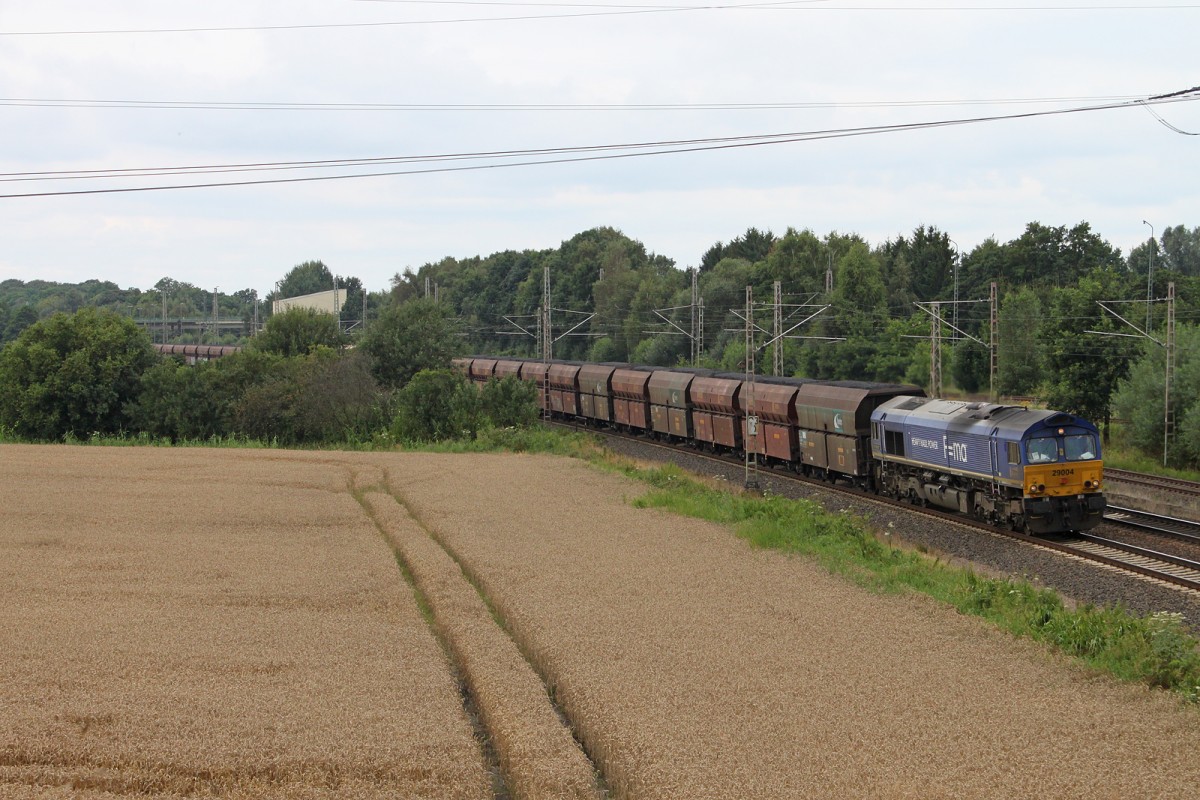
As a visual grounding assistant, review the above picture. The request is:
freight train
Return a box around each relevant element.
[453,356,1107,535]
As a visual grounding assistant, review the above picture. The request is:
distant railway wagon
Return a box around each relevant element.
[153,343,243,362]
[455,356,1106,534]
[547,362,582,417]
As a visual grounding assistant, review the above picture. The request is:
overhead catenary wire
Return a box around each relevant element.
[2,89,1197,199]
[3,3,1198,35]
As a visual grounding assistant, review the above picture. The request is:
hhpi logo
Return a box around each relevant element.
[833,412,844,432]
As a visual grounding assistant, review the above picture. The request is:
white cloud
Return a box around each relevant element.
[1,2,1197,293]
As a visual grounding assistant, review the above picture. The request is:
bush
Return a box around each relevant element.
[478,375,538,429]
[391,369,480,442]
[0,308,156,439]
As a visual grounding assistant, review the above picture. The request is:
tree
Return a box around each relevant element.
[1113,325,1200,465]
[361,299,467,390]
[275,260,334,300]
[1161,224,1200,276]
[996,286,1045,397]
[251,307,347,358]
[1041,272,1136,438]
[0,308,156,439]
[3,305,39,344]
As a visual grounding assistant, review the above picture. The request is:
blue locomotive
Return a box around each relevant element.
[870,397,1106,533]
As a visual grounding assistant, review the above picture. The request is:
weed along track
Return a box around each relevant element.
[353,468,603,800]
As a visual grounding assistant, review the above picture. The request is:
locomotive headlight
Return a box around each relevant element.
[1028,484,1044,495]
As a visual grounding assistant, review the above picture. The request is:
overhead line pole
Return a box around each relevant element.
[1089,281,1175,466]
[744,285,759,491]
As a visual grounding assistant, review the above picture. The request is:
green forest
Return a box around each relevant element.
[2,221,1199,467]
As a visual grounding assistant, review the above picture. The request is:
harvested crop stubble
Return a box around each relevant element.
[356,472,599,800]
[388,452,1200,799]
[0,445,489,799]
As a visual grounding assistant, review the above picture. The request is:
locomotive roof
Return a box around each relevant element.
[874,396,1100,438]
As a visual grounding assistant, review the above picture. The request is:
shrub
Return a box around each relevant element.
[391,369,479,442]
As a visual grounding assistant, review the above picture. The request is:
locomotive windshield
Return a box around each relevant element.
[1027,437,1059,463]
[1065,434,1097,461]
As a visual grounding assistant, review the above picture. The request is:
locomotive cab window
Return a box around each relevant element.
[1007,442,1020,464]
[1065,434,1096,461]
[1027,437,1059,464]
[884,429,905,457]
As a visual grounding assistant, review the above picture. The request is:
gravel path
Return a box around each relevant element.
[391,451,1200,799]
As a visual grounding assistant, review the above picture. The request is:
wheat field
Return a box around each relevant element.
[0,445,489,799]
[387,452,1200,799]
[5,444,1200,799]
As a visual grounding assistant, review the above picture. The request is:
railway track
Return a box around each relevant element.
[1105,467,1200,497]
[1062,532,1200,592]
[1104,505,1200,544]
[549,418,1200,595]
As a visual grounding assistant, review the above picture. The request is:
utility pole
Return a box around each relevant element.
[950,238,960,333]
[1144,220,1155,333]
[161,289,167,345]
[425,275,431,299]
[1091,280,1176,465]
[744,285,759,491]
[541,265,552,362]
[690,268,699,366]
[212,288,219,343]
[989,282,998,401]
[1165,281,1176,465]
[929,301,942,398]
[825,253,834,295]
[773,280,783,376]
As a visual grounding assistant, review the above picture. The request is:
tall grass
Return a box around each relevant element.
[629,462,1200,703]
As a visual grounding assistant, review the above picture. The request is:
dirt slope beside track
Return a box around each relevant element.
[389,452,1200,799]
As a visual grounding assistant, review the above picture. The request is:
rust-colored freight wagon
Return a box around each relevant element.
[689,376,743,450]
[794,381,922,478]
[451,357,473,377]
[578,364,619,424]
[547,363,581,416]
[648,370,698,439]
[519,361,551,411]
[611,368,652,431]
[738,378,802,463]
[470,358,497,386]
[493,359,523,381]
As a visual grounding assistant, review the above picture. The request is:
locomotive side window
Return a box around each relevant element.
[1065,434,1096,461]
[884,429,905,457]
[1007,442,1020,464]
[1027,437,1058,463]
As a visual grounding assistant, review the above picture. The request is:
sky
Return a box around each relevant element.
[1,1,1197,298]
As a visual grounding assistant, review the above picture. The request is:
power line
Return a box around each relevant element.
[0,93,1149,113]
[3,3,1197,35]
[3,89,1196,199]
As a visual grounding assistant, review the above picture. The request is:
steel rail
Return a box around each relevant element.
[1104,505,1200,544]
[1105,468,1200,497]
